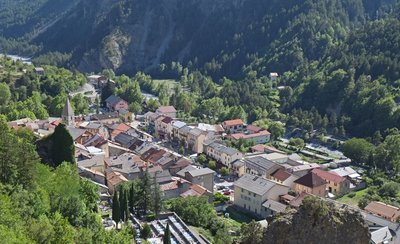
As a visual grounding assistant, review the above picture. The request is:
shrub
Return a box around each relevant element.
[347,192,356,198]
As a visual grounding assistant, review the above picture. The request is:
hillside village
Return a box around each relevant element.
[7,72,400,244]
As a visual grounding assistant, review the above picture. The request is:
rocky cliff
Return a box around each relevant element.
[263,197,370,244]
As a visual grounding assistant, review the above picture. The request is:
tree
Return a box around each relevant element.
[342,138,374,165]
[289,138,305,149]
[112,192,120,227]
[220,167,229,176]
[101,82,115,105]
[140,170,151,214]
[50,123,75,167]
[372,131,383,145]
[0,82,11,105]
[141,224,152,240]
[269,122,285,141]
[378,182,400,198]
[208,160,217,170]
[197,154,207,165]
[240,220,263,244]
[163,223,171,244]
[71,94,89,115]
[151,172,163,216]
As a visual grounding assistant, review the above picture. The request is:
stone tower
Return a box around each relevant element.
[62,98,75,126]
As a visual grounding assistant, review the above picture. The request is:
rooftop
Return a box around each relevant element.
[370,226,392,244]
[172,120,187,129]
[223,119,244,126]
[244,156,280,173]
[208,142,241,156]
[105,95,126,106]
[157,106,177,114]
[311,168,346,184]
[262,199,287,213]
[234,174,279,196]
[294,172,326,188]
[365,201,400,220]
[187,167,215,177]
[271,168,292,182]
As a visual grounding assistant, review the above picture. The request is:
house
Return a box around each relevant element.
[90,112,120,124]
[109,123,132,140]
[311,168,350,195]
[330,166,363,184]
[105,95,129,112]
[180,184,213,200]
[187,128,208,153]
[67,126,91,144]
[79,122,109,139]
[171,121,187,140]
[168,157,192,176]
[77,155,106,173]
[105,170,128,195]
[197,123,225,137]
[156,106,177,118]
[365,202,400,222]
[262,199,288,217]
[293,171,327,197]
[244,156,284,178]
[234,174,289,217]
[222,119,244,133]
[87,75,108,88]
[78,166,106,185]
[269,72,279,81]
[34,67,45,75]
[105,153,145,181]
[177,125,191,144]
[370,226,394,244]
[269,168,299,188]
[231,160,245,177]
[230,130,271,144]
[155,116,173,139]
[204,142,243,167]
[177,166,215,193]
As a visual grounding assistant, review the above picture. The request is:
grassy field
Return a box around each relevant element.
[336,188,368,206]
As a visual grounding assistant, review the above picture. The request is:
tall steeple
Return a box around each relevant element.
[62,98,75,126]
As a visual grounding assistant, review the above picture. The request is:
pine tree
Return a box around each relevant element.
[163,223,171,244]
[112,192,120,228]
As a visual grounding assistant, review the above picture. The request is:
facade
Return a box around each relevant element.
[178,167,215,193]
[187,128,208,153]
[222,119,245,133]
[234,174,289,217]
[204,142,243,167]
[293,171,327,197]
[105,95,129,112]
[62,98,75,126]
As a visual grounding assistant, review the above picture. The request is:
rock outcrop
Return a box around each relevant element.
[263,196,370,244]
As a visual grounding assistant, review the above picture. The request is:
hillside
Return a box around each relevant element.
[1,0,400,137]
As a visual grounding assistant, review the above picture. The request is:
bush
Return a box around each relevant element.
[220,167,229,176]
[146,213,156,221]
[141,224,152,240]
[208,160,217,170]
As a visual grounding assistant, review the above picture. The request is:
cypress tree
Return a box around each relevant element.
[163,223,171,244]
[112,192,120,227]
[141,169,151,214]
[119,187,126,222]
[50,123,74,167]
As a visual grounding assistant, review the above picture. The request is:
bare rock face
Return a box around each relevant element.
[263,197,370,244]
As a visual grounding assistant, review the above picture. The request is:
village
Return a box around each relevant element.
[8,73,400,244]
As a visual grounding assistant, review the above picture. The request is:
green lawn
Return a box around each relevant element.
[337,188,368,206]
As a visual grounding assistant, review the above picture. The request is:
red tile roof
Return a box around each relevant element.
[247,124,262,133]
[294,172,326,188]
[289,192,312,207]
[230,130,271,140]
[271,169,291,182]
[311,168,346,184]
[223,119,244,126]
[251,144,267,152]
[111,123,131,138]
[365,201,400,220]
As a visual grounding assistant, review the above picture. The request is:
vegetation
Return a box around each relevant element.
[0,116,131,242]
